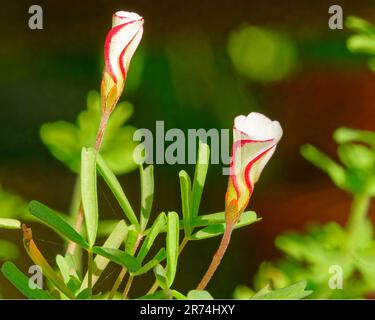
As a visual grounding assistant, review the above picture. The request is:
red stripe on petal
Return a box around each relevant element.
[243,145,276,193]
[229,138,275,196]
[104,19,143,83]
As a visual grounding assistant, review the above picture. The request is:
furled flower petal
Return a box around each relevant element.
[225,112,283,221]
[101,11,144,114]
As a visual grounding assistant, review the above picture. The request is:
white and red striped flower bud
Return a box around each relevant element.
[101,11,144,115]
[225,112,283,223]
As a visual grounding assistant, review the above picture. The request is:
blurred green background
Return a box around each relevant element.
[1,0,375,298]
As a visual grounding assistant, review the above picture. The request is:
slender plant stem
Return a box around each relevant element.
[65,112,110,256]
[122,275,134,299]
[94,113,110,151]
[347,192,370,245]
[88,251,93,291]
[108,234,143,299]
[147,236,189,295]
[108,268,127,299]
[179,237,188,254]
[197,223,234,290]
[147,281,159,295]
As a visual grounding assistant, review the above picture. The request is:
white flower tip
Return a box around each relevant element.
[234,112,283,141]
[113,11,144,27]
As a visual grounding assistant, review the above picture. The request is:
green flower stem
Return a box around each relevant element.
[147,281,159,295]
[147,236,189,295]
[95,112,110,151]
[122,275,134,299]
[108,267,127,299]
[347,192,371,241]
[88,250,94,291]
[197,223,234,290]
[108,233,143,299]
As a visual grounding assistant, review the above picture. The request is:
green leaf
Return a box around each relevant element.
[154,264,168,290]
[192,211,257,227]
[81,220,128,289]
[191,142,210,219]
[334,127,375,147]
[166,212,179,287]
[140,165,154,231]
[40,91,139,175]
[0,186,29,221]
[251,281,312,300]
[92,247,140,273]
[0,240,19,260]
[137,212,167,263]
[132,248,166,276]
[40,121,81,172]
[1,261,54,299]
[125,230,139,255]
[179,170,192,237]
[300,144,347,189]
[96,154,140,229]
[0,218,21,229]
[76,288,92,300]
[346,16,375,35]
[81,147,98,248]
[338,144,375,172]
[191,211,259,240]
[56,254,71,283]
[347,35,375,55]
[187,290,214,300]
[233,285,254,299]
[171,290,187,300]
[29,200,89,249]
[137,290,169,300]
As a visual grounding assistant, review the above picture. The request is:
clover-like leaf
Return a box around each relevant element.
[40,90,138,175]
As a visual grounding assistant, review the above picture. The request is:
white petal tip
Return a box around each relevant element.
[234,112,283,141]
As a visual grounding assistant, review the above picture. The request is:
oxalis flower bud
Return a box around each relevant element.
[225,112,283,224]
[101,11,144,115]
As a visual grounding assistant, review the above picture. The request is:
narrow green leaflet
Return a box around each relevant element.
[179,170,192,237]
[171,290,187,300]
[154,264,168,290]
[346,16,375,35]
[81,220,128,289]
[92,247,140,273]
[125,230,139,255]
[251,281,312,300]
[1,262,54,299]
[81,147,98,248]
[137,212,167,263]
[132,248,166,276]
[96,154,140,229]
[0,218,21,229]
[76,288,92,300]
[191,141,210,219]
[29,200,89,249]
[187,290,214,300]
[334,127,375,147]
[56,254,71,283]
[191,211,259,240]
[166,212,179,287]
[140,165,154,231]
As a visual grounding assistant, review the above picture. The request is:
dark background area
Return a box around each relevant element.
[1,0,375,298]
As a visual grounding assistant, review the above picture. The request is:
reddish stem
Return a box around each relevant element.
[197,222,234,290]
